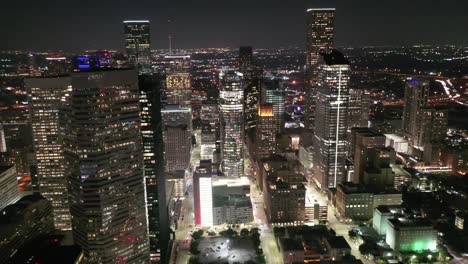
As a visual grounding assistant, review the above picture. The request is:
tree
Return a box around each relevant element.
[220,227,237,237]
[191,230,204,240]
[348,229,357,239]
[190,240,201,255]
[240,228,249,237]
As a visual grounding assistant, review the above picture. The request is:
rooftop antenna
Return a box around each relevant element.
[168,19,173,55]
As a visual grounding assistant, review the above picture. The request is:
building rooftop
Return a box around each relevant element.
[338,182,400,195]
[388,217,433,229]
[326,236,351,250]
[280,238,304,251]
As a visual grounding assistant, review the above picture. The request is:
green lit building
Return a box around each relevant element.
[386,218,437,252]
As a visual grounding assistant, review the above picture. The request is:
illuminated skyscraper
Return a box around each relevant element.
[261,80,286,133]
[256,104,276,158]
[164,55,191,106]
[312,50,351,190]
[124,20,152,75]
[138,75,169,262]
[200,103,220,162]
[402,79,429,138]
[305,8,335,130]
[26,76,72,231]
[62,69,150,263]
[219,70,244,177]
[161,105,192,172]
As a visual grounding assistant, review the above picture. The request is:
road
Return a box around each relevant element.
[171,130,201,264]
[250,177,283,264]
[305,183,374,264]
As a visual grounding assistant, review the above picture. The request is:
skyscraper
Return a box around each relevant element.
[312,50,351,190]
[256,104,276,159]
[305,8,335,130]
[239,47,262,132]
[124,20,152,75]
[26,76,72,231]
[63,69,150,263]
[347,88,370,131]
[239,46,253,76]
[219,70,244,177]
[164,55,191,106]
[138,75,169,262]
[261,80,286,133]
[161,105,192,172]
[200,103,220,162]
[401,79,429,141]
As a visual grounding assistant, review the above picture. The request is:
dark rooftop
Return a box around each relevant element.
[326,236,351,250]
[280,238,304,251]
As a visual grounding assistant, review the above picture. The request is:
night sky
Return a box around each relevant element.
[1,0,467,51]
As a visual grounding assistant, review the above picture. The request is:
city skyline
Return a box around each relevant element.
[0,2,467,264]
[1,0,467,51]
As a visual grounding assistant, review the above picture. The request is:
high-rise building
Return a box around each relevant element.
[239,46,253,76]
[351,128,386,184]
[312,50,351,190]
[0,166,20,210]
[63,69,150,263]
[164,55,191,106]
[138,75,169,262]
[305,8,335,130]
[0,124,7,153]
[193,169,213,227]
[256,104,276,159]
[401,79,429,141]
[219,70,244,177]
[161,105,192,172]
[261,80,285,133]
[347,88,370,132]
[26,76,72,231]
[124,20,152,75]
[200,103,220,162]
[414,108,448,150]
[239,47,262,131]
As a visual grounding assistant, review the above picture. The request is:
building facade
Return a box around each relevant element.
[164,55,191,106]
[26,76,72,231]
[305,8,335,130]
[312,50,351,190]
[161,105,192,172]
[63,69,150,263]
[219,70,244,177]
[124,20,152,75]
[138,75,169,262]
[256,104,276,158]
[0,166,20,210]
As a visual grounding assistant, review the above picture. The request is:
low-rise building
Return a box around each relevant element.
[279,238,305,264]
[386,218,437,252]
[323,236,351,261]
[336,182,402,221]
[372,205,404,235]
